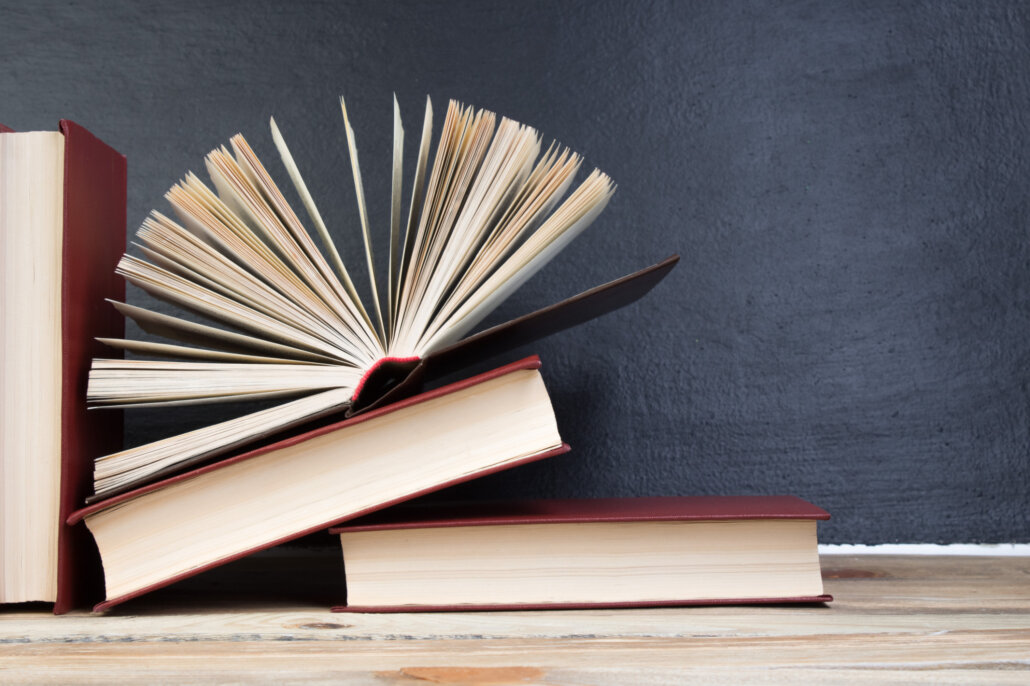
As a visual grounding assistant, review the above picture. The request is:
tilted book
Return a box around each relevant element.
[68,356,569,612]
[83,95,677,501]
[330,496,832,612]
[0,121,125,613]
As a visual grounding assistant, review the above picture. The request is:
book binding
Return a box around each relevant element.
[57,120,127,613]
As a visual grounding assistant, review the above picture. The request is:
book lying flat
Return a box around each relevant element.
[85,95,677,500]
[68,356,569,612]
[0,121,125,613]
[330,496,831,612]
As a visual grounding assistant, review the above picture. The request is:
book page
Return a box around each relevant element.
[109,300,341,364]
[340,97,386,342]
[269,116,369,325]
[0,131,63,602]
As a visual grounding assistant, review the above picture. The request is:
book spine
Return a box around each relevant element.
[54,120,126,614]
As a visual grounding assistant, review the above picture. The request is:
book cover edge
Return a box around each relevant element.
[55,120,126,614]
[422,255,679,380]
[331,595,833,613]
[329,496,831,534]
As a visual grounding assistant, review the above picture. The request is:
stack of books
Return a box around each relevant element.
[1,99,829,614]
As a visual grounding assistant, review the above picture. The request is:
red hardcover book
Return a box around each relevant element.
[0,121,125,613]
[330,496,832,612]
[67,356,569,612]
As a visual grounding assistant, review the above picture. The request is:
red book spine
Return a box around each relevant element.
[54,121,126,614]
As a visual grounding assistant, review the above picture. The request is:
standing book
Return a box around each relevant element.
[0,121,125,613]
[330,496,832,612]
[68,356,569,612]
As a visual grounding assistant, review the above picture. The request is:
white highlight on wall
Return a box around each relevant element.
[820,543,1030,556]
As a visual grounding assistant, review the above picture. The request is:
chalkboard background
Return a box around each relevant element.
[3,0,1028,543]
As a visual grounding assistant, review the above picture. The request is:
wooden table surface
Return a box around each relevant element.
[1,552,1027,684]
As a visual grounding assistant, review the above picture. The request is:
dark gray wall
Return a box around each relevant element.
[3,0,1028,543]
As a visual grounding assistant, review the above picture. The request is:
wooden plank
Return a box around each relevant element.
[0,554,1027,684]
[3,635,1029,684]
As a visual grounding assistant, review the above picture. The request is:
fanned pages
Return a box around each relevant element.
[339,97,387,343]
[88,96,623,499]
[387,95,404,339]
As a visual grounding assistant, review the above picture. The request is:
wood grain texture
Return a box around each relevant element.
[0,553,1028,683]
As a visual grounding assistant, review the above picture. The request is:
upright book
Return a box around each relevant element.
[0,121,125,613]
[330,496,832,612]
[68,356,569,612]
[83,95,677,500]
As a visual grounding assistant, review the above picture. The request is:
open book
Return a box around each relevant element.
[87,96,677,500]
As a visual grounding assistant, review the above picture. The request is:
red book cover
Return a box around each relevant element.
[331,496,832,612]
[56,120,127,613]
[331,495,830,532]
[68,356,570,612]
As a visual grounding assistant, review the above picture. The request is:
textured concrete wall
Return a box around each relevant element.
[3,0,1028,542]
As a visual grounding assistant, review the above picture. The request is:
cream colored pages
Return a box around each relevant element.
[90,386,356,498]
[341,520,823,607]
[340,97,386,341]
[387,95,404,335]
[0,131,64,602]
[88,360,359,403]
[270,116,366,319]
